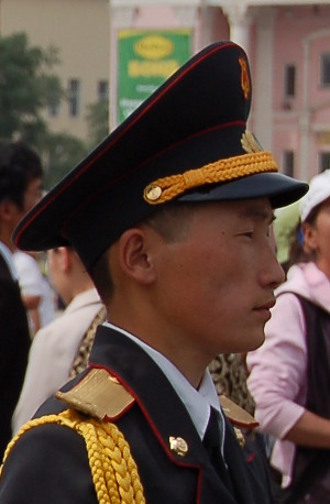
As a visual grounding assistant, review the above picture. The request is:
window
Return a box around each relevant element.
[320,54,330,87]
[97,80,108,102]
[319,152,330,172]
[48,96,60,117]
[282,150,294,177]
[68,79,81,116]
[284,65,296,98]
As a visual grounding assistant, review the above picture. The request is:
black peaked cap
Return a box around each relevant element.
[13,41,308,269]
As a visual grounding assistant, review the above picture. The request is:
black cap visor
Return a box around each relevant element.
[179,172,308,208]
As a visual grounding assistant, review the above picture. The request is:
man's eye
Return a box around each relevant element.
[242,231,254,238]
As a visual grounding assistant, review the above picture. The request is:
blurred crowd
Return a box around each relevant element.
[0,140,106,456]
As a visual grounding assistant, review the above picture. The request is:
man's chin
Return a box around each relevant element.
[239,330,266,353]
[248,332,266,351]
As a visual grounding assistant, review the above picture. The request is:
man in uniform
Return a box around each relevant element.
[0,42,307,503]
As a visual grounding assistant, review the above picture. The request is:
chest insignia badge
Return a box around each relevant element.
[169,436,189,456]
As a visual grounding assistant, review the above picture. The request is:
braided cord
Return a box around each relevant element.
[1,410,145,504]
[143,151,278,205]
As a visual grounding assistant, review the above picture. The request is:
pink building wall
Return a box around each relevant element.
[272,5,330,180]
[110,3,330,183]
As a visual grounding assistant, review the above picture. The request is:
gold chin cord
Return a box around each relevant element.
[1,409,146,504]
[144,150,278,205]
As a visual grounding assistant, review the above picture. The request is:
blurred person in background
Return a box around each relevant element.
[273,200,300,276]
[209,353,255,416]
[0,139,43,457]
[12,246,105,433]
[247,170,330,503]
[13,250,56,336]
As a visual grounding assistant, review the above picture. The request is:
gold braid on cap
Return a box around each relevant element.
[1,409,146,504]
[144,150,278,205]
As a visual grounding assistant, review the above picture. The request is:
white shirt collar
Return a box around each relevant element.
[0,242,18,280]
[104,321,226,450]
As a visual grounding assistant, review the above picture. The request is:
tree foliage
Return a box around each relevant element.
[0,32,92,189]
[0,32,63,145]
[42,132,88,188]
[86,99,109,147]
[0,32,113,190]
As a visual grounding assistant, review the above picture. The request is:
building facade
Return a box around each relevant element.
[0,0,110,140]
[110,1,330,182]
[1,0,330,182]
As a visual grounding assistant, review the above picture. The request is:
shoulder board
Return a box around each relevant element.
[55,368,135,421]
[219,395,258,429]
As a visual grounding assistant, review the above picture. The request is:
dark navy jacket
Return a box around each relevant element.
[0,252,30,458]
[0,326,273,503]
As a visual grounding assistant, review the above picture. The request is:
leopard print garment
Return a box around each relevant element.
[69,306,107,378]
[208,353,255,415]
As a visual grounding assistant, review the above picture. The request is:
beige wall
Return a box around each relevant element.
[0,0,110,140]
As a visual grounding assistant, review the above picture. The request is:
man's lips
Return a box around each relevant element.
[253,299,276,320]
[254,299,276,311]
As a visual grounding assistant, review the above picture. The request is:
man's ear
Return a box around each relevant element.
[0,200,18,223]
[57,247,72,272]
[302,222,318,253]
[117,227,156,285]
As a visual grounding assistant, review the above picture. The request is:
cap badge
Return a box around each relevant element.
[238,57,250,100]
[144,185,162,202]
[241,130,262,154]
[169,436,189,456]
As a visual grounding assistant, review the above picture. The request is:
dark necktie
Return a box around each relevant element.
[203,407,234,492]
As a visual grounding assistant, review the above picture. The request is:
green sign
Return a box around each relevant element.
[117,29,191,124]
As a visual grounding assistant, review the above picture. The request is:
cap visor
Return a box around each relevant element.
[179,172,308,208]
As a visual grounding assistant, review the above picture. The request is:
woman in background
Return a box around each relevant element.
[247,170,330,503]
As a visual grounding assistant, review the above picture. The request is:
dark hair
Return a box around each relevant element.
[145,202,196,242]
[89,249,114,305]
[0,140,43,209]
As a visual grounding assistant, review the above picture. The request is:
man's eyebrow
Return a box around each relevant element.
[239,206,275,224]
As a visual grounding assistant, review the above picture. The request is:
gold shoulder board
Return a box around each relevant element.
[219,395,258,429]
[56,368,135,421]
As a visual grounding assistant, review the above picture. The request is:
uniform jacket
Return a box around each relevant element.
[0,250,30,458]
[247,262,330,486]
[0,326,273,503]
